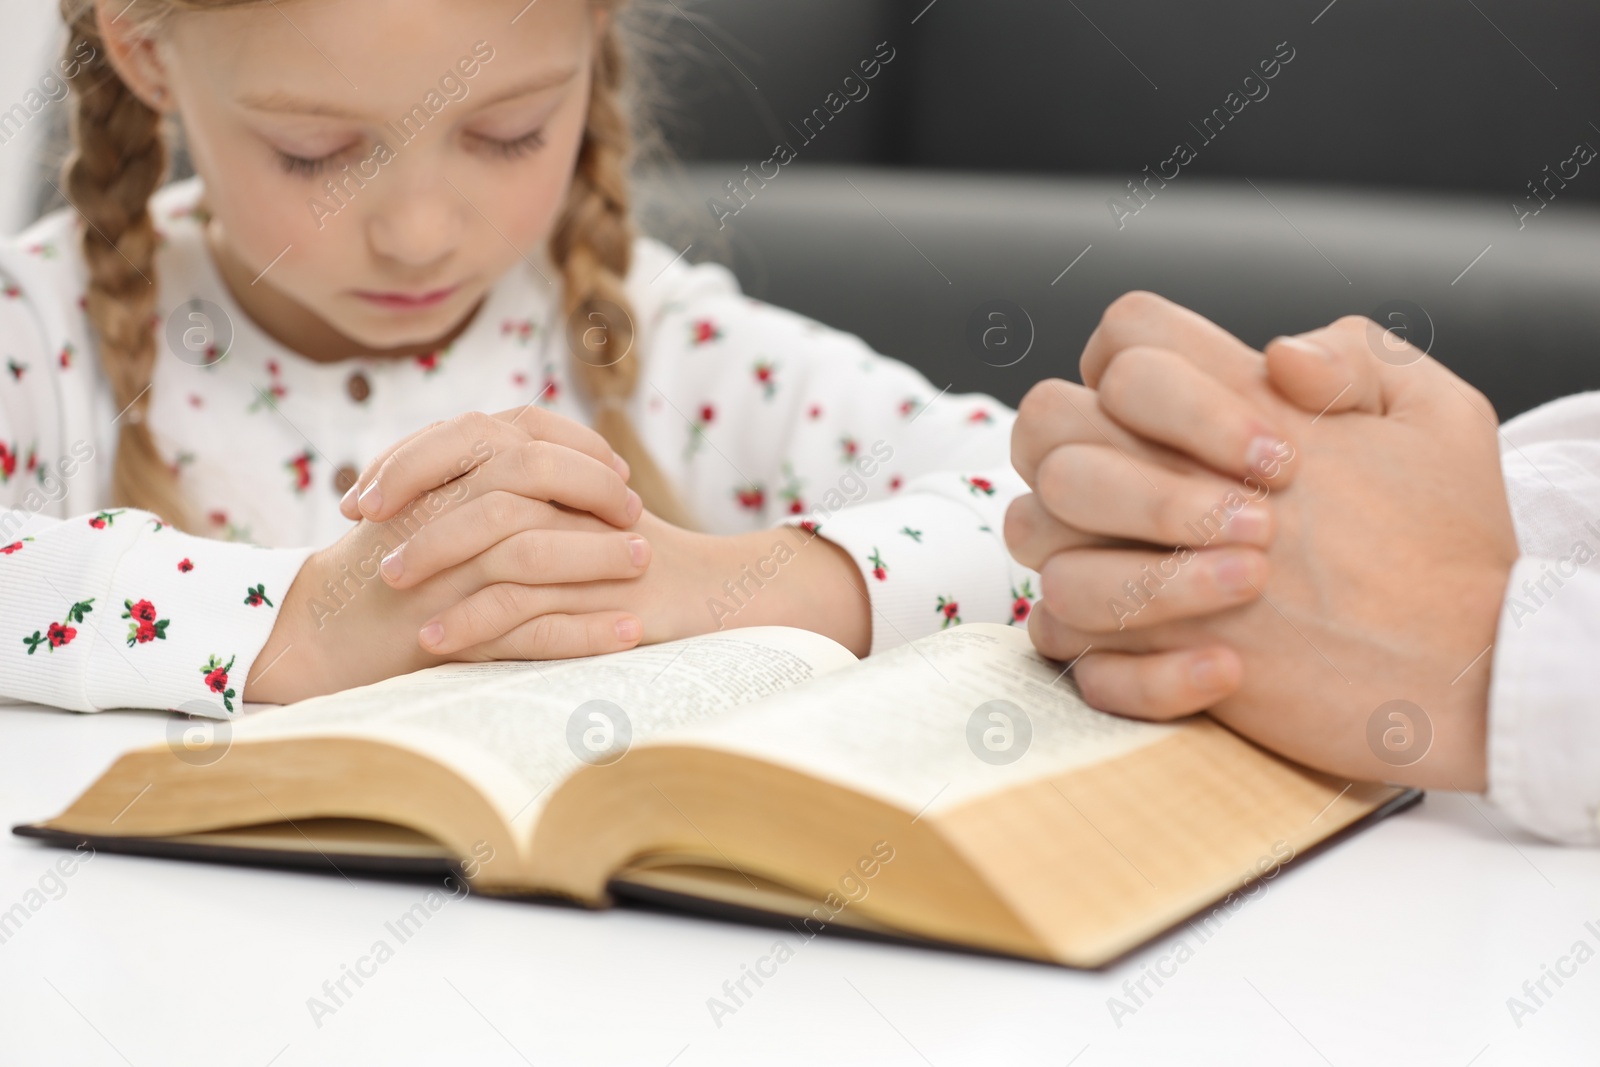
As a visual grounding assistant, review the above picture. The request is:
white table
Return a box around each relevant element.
[1,702,1595,1067]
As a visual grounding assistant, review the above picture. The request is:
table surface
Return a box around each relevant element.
[1,702,1596,1067]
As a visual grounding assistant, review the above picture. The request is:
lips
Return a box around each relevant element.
[353,285,458,310]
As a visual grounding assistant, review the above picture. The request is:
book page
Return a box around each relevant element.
[233,627,858,834]
[653,624,1177,818]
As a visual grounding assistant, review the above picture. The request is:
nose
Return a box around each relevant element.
[364,171,465,271]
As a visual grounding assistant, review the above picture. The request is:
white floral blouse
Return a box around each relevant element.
[0,178,1040,718]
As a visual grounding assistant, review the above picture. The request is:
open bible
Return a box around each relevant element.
[18,624,1415,967]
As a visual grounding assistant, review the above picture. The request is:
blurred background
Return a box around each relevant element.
[3,1,1597,417]
[635,0,1600,419]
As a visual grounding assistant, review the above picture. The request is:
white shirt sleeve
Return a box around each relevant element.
[1485,393,1600,843]
[632,244,1040,655]
[0,245,312,718]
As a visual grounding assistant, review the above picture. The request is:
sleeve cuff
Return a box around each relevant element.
[1487,556,1600,844]
[0,507,313,717]
[778,468,1039,656]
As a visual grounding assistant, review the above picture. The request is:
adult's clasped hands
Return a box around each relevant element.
[1006,292,1521,791]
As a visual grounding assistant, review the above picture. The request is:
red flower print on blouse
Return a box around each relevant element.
[502,319,536,344]
[777,463,804,515]
[752,360,778,399]
[24,447,36,476]
[1009,579,1035,625]
[121,598,170,646]
[201,654,238,713]
[686,405,715,459]
[691,319,722,346]
[868,548,888,581]
[898,397,921,419]
[734,485,766,510]
[88,510,124,529]
[807,404,823,420]
[58,344,73,369]
[243,584,275,607]
[416,350,442,374]
[0,442,15,482]
[23,599,93,655]
[889,475,904,492]
[798,520,821,536]
[2,282,18,299]
[249,361,287,411]
[0,540,26,554]
[178,558,194,572]
[511,371,528,388]
[963,476,996,497]
[8,358,27,381]
[935,596,962,628]
[968,408,995,425]
[286,450,315,494]
[839,437,859,464]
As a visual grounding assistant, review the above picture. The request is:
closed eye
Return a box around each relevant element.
[469,127,547,160]
[275,148,351,178]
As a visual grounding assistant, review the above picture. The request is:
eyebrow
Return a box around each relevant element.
[238,69,581,119]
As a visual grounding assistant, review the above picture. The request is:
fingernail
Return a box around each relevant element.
[615,617,641,643]
[339,484,358,513]
[625,488,643,522]
[1274,334,1334,361]
[1190,653,1220,690]
[419,621,444,649]
[627,535,649,567]
[380,548,404,581]
[1215,554,1256,594]
[358,482,383,515]
[1225,505,1270,544]
[1246,436,1289,475]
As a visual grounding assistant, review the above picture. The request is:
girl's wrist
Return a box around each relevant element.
[687,525,872,656]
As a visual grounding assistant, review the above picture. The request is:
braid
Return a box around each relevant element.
[551,10,697,530]
[60,0,191,530]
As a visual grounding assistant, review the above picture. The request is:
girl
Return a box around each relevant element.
[0,0,1038,717]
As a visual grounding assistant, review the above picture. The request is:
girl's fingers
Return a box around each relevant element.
[455,441,641,528]
[1071,646,1244,721]
[1034,443,1275,549]
[341,410,629,521]
[377,492,640,587]
[454,610,644,662]
[1036,545,1269,632]
[419,581,637,656]
[347,413,544,521]
[474,529,649,587]
[492,405,628,476]
[1003,493,1116,570]
[1096,347,1297,487]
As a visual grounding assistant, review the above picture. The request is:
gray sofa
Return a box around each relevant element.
[644,0,1600,419]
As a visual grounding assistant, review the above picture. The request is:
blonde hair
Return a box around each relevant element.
[59,0,694,533]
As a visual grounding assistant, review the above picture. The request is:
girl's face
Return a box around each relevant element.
[128,0,599,357]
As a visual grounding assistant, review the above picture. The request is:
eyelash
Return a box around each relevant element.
[472,127,547,159]
[274,128,547,178]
